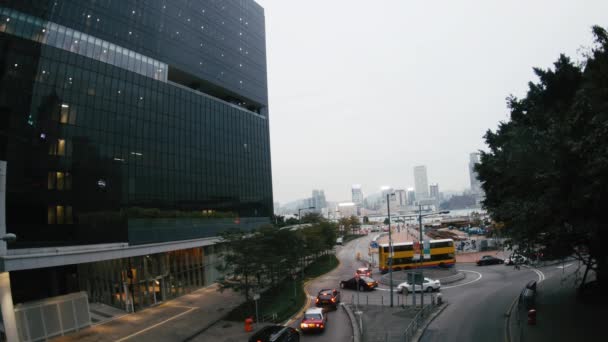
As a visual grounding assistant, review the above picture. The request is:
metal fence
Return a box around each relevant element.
[14,292,91,342]
[349,292,436,308]
[403,304,434,342]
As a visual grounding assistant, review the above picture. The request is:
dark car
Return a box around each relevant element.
[248,325,300,342]
[315,288,340,308]
[476,255,504,266]
[519,280,537,310]
[339,276,378,291]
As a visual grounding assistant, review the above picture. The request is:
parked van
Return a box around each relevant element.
[336,237,344,245]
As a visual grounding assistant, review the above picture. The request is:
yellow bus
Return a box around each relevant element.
[378,239,455,273]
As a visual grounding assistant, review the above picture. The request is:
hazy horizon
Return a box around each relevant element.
[256,0,608,204]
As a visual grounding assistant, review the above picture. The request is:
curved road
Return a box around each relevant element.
[289,234,375,342]
[421,264,540,342]
[290,234,550,342]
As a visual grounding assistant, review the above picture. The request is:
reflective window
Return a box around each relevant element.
[0,7,168,82]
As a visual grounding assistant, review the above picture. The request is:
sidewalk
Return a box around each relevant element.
[509,270,604,342]
[53,284,255,342]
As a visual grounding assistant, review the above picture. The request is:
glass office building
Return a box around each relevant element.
[0,0,272,309]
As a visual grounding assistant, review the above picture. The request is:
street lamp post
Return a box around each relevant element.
[387,193,394,308]
[418,204,424,307]
[297,206,315,224]
[416,204,450,307]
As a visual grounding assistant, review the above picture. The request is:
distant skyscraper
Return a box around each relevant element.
[469,153,482,194]
[380,186,397,214]
[429,184,439,199]
[414,165,430,200]
[395,189,407,207]
[312,190,327,210]
[352,184,364,204]
[406,188,416,205]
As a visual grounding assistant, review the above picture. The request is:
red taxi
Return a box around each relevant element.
[299,307,327,333]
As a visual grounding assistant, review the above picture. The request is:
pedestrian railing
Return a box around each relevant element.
[350,292,437,308]
[402,304,434,342]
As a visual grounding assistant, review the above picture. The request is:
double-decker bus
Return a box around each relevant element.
[378,239,455,273]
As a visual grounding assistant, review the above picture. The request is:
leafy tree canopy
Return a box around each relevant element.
[476,26,608,288]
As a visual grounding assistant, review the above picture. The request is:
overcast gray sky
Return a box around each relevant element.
[256,0,608,204]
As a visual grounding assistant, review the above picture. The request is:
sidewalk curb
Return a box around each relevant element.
[412,303,449,342]
[181,315,224,342]
[343,304,361,342]
[504,292,519,342]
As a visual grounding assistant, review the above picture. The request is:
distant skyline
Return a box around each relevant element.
[256,0,608,204]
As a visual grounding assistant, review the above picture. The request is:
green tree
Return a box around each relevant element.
[215,229,263,302]
[285,217,299,225]
[476,26,608,289]
[348,215,360,235]
[301,212,325,224]
[271,214,285,227]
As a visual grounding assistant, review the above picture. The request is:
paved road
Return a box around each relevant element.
[291,233,561,342]
[420,262,551,342]
[290,235,375,341]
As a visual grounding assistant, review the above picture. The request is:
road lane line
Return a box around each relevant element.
[556,263,573,269]
[441,270,483,289]
[525,266,545,282]
[115,307,196,342]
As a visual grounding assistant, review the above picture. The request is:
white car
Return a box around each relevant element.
[397,277,441,293]
[505,254,528,265]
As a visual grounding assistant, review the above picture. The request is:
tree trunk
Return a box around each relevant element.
[580,254,592,289]
[244,272,249,302]
[596,254,608,290]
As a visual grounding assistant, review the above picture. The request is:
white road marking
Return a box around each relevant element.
[556,263,573,269]
[523,265,545,282]
[531,268,546,282]
[441,270,483,289]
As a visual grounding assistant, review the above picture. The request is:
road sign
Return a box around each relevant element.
[370,241,379,248]
[423,239,431,260]
[253,293,260,301]
[407,272,424,285]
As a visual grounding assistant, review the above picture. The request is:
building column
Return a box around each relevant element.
[1,161,19,341]
[0,272,19,342]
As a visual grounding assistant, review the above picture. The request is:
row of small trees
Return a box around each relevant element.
[216,216,339,301]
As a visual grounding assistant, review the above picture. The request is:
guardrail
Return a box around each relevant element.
[403,304,434,342]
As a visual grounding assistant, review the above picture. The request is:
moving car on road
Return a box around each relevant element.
[299,308,327,333]
[476,255,504,266]
[248,325,300,342]
[397,277,441,293]
[355,267,372,278]
[505,254,528,265]
[315,289,340,309]
[340,276,378,291]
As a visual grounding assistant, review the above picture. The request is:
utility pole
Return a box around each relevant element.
[387,193,394,307]
[418,204,424,308]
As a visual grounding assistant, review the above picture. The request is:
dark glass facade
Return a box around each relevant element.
[0,0,273,247]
